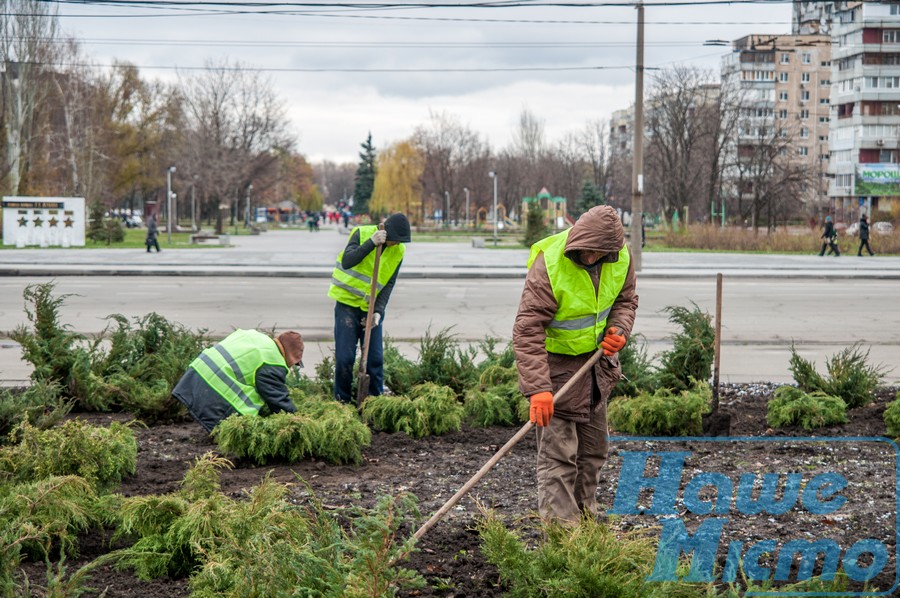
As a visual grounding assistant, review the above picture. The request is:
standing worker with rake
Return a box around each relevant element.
[329,213,411,405]
[513,205,638,525]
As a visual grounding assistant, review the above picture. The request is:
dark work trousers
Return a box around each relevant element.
[858,239,874,256]
[333,301,384,404]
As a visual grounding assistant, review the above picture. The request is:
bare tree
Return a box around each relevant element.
[413,110,490,223]
[0,0,59,196]
[578,118,611,193]
[178,60,294,232]
[644,66,723,222]
[312,160,356,206]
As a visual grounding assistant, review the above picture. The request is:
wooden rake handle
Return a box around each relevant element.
[356,224,385,408]
[411,348,605,541]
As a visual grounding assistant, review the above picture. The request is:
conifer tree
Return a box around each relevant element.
[575,180,605,217]
[352,133,377,215]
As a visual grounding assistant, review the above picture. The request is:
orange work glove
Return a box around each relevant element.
[529,391,554,427]
[600,326,627,356]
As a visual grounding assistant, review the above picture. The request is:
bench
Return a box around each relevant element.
[190,234,220,244]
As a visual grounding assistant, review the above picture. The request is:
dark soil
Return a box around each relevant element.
[16,383,900,597]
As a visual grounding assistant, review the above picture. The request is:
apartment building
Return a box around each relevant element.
[721,34,832,211]
[829,1,900,218]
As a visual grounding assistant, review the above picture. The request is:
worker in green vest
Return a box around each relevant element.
[513,205,638,524]
[328,213,411,404]
[173,329,304,432]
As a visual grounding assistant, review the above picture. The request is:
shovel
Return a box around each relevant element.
[356,225,384,408]
[412,348,604,542]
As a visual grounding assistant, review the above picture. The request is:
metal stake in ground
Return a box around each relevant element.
[356,225,384,408]
[412,348,604,542]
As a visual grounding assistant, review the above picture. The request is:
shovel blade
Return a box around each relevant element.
[356,373,370,407]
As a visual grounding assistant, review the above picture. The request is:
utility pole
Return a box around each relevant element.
[630,2,645,272]
[464,187,470,228]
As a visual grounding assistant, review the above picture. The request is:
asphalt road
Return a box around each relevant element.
[2,275,898,385]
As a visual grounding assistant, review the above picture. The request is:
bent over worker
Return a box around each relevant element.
[328,213,411,404]
[173,329,304,432]
[513,205,638,524]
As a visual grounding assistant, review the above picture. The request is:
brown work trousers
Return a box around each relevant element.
[535,399,609,524]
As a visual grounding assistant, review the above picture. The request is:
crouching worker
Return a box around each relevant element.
[173,329,304,432]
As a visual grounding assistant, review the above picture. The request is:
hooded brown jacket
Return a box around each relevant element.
[513,205,638,423]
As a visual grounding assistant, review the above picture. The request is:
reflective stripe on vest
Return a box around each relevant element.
[327,225,405,310]
[527,229,630,355]
[189,329,287,417]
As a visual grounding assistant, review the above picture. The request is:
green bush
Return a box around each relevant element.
[884,391,900,438]
[86,202,125,245]
[0,476,103,593]
[476,337,516,370]
[655,304,715,392]
[478,510,706,598]
[463,366,526,427]
[608,382,712,436]
[90,312,208,418]
[766,386,848,430]
[287,354,335,398]
[362,383,464,438]
[521,201,551,248]
[0,420,137,492]
[789,343,887,408]
[615,333,656,397]
[383,338,418,397]
[415,328,478,397]
[111,453,424,596]
[0,381,71,442]
[10,283,96,404]
[213,394,371,465]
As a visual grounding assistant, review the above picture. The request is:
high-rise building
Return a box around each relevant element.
[722,34,832,214]
[829,1,900,219]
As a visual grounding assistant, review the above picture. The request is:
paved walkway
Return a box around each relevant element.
[1,227,899,278]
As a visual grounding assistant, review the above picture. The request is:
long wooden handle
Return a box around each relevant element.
[412,348,605,541]
[357,226,384,407]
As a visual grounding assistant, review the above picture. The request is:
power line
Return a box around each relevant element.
[42,0,797,8]
[20,60,635,72]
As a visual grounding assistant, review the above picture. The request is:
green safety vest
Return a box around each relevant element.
[189,329,287,417]
[527,229,630,355]
[328,225,405,309]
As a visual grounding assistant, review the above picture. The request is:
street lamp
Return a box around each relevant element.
[444,191,450,229]
[191,175,198,232]
[166,165,176,243]
[245,184,253,227]
[488,171,498,246]
[463,187,470,229]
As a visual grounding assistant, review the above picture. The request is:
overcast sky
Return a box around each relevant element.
[57,1,795,164]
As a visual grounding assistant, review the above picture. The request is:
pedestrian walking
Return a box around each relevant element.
[145,215,161,252]
[513,205,638,525]
[858,213,875,256]
[172,329,304,433]
[818,215,840,257]
[328,213,411,405]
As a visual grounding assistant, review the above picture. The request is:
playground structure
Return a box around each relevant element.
[522,188,569,230]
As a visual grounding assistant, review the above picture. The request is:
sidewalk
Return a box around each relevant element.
[1,228,899,279]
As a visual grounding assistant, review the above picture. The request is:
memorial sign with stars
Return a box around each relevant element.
[2,197,85,246]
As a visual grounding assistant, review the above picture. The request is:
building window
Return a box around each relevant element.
[820,97,830,105]
[779,147,788,156]
[798,146,809,156]
[779,72,789,83]
[780,128,788,138]
[802,53,812,64]
[884,30,900,43]
[820,79,830,86]
[881,150,897,163]
[800,109,810,119]
[819,116,830,123]
[801,90,811,102]
[892,4,900,15]
[800,127,810,138]
[801,72,811,83]
[779,91,789,101]
[778,109,788,119]
[781,53,790,64]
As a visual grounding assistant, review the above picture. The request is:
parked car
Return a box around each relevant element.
[845,222,859,237]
